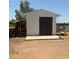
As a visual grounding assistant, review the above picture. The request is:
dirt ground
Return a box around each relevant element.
[9,37,69,59]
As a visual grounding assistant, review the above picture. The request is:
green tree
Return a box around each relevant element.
[15,10,22,20]
[20,1,30,13]
[15,0,34,21]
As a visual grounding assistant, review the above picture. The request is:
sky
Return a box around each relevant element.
[9,0,69,23]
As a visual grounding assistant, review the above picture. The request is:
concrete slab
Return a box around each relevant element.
[26,36,64,40]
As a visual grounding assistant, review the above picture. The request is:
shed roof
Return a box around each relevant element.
[14,20,20,23]
[9,27,15,29]
[26,9,60,17]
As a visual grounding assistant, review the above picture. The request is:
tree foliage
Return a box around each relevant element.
[20,1,30,13]
[15,10,22,20]
[15,0,34,21]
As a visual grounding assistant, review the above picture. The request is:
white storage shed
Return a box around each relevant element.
[26,9,60,36]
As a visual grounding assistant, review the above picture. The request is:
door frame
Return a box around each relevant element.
[39,17,53,35]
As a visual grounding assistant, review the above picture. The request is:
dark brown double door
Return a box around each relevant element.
[39,17,52,35]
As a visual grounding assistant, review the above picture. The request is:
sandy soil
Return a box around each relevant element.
[9,37,69,59]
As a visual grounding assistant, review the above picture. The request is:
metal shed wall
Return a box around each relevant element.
[26,10,58,36]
